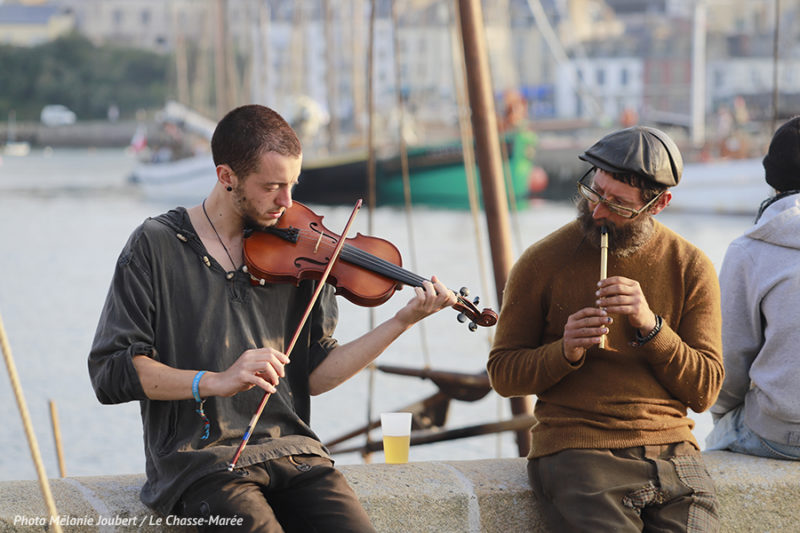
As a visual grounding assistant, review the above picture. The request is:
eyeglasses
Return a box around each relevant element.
[577,169,663,219]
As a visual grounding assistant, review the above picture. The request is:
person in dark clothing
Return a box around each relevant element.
[88,104,456,532]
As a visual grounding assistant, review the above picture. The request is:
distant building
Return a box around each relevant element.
[0,3,75,46]
[556,56,643,122]
[6,0,795,137]
[52,0,189,53]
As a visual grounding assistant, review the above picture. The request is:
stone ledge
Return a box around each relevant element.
[1,452,798,532]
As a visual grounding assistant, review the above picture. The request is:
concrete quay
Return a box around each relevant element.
[1,452,798,532]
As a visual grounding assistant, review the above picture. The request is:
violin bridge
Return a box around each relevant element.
[313,231,324,253]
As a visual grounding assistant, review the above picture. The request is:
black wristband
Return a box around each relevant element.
[630,315,662,347]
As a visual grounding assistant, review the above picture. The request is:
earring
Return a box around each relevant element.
[226,186,232,192]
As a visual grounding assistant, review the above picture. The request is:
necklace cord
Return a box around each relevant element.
[202,199,238,272]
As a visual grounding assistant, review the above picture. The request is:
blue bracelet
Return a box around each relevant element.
[192,370,206,402]
[192,371,210,440]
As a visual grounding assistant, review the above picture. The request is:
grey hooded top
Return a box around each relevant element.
[88,207,339,515]
[711,193,800,446]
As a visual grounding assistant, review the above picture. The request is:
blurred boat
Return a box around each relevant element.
[295,129,542,210]
[129,102,544,210]
[129,151,215,205]
[669,157,769,216]
[127,102,217,204]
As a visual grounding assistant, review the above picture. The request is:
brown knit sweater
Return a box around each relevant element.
[488,219,723,459]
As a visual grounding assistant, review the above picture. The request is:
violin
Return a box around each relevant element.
[241,201,497,330]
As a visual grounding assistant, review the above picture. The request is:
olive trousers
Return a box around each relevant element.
[527,442,720,532]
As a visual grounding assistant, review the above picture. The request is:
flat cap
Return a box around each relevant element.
[579,126,683,187]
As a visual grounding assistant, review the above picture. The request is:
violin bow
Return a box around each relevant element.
[228,199,363,471]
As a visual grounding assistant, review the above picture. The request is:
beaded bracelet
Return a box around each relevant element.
[192,371,210,440]
[630,315,663,347]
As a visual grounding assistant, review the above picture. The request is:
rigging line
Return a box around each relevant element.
[524,0,604,121]
[449,0,495,344]
[450,0,501,458]
[364,0,378,463]
[392,0,432,370]
[497,133,524,256]
[771,0,780,133]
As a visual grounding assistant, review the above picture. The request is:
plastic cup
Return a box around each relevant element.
[380,412,412,464]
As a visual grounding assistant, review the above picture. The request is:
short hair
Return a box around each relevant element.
[211,104,302,178]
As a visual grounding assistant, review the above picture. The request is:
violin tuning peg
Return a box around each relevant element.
[456,312,467,323]
[472,296,480,306]
[459,287,470,297]
[468,322,478,332]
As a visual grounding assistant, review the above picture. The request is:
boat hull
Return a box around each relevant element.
[129,131,542,210]
[129,154,216,205]
[295,131,541,210]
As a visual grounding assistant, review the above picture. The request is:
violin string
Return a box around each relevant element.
[203,198,238,273]
[336,245,473,308]
[284,228,408,279]
[289,227,427,287]
[341,245,426,286]
[279,227,474,312]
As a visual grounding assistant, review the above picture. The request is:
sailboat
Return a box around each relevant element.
[295,128,539,210]
[127,101,216,204]
[127,0,542,211]
[127,101,541,209]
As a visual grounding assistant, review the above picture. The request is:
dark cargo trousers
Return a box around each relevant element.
[177,454,375,533]
[528,442,720,532]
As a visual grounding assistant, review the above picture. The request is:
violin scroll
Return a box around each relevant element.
[453,286,497,331]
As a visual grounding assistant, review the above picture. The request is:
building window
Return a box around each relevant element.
[113,9,123,28]
[141,10,151,26]
[597,69,605,86]
[621,68,628,86]
[713,69,724,89]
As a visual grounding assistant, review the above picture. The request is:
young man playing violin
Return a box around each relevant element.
[88,104,455,532]
[488,126,724,532]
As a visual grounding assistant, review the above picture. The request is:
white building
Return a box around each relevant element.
[555,56,643,122]
[0,3,74,46]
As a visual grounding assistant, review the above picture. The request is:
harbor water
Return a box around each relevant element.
[0,148,756,481]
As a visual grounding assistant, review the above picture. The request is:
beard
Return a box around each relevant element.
[232,185,282,234]
[577,198,656,257]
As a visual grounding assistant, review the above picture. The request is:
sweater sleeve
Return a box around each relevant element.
[711,240,760,416]
[487,246,583,397]
[638,249,724,413]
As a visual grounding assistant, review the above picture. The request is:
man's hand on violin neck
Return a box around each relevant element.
[395,276,457,326]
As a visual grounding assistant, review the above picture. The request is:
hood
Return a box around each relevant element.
[746,193,800,249]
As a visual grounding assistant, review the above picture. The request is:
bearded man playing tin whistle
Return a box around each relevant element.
[488,126,724,532]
